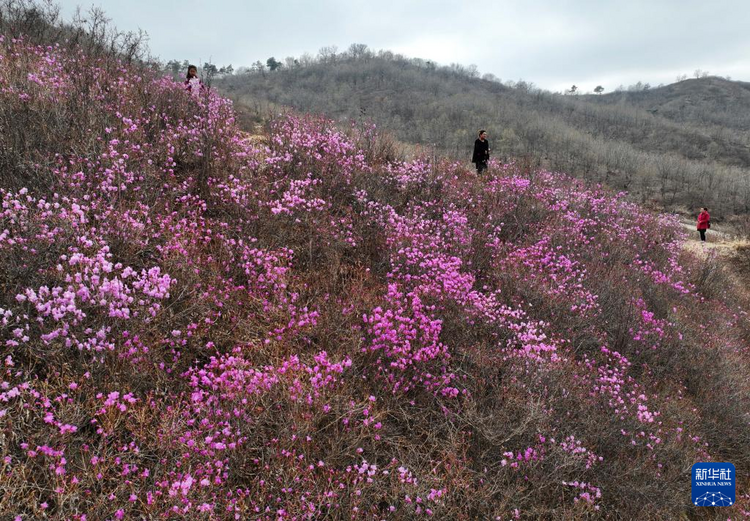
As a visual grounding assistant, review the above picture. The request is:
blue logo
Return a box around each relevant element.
[692,462,735,507]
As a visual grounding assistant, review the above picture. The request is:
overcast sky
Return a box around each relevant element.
[59,0,750,93]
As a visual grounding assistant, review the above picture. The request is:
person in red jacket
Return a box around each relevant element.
[697,207,710,242]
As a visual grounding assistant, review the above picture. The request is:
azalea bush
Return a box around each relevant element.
[1,34,749,520]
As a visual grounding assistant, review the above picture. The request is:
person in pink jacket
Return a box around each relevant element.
[696,207,710,242]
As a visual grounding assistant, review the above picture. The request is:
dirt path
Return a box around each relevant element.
[680,221,744,257]
[681,220,750,307]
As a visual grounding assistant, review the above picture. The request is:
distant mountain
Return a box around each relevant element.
[217,55,750,217]
[586,77,750,132]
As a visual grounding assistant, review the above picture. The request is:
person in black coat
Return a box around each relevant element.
[472,130,490,173]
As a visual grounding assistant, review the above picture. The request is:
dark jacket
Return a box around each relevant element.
[472,138,490,163]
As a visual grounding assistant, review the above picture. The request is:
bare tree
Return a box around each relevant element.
[347,43,369,60]
[318,45,339,64]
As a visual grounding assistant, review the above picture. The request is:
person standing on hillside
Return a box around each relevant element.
[697,207,710,242]
[472,130,490,173]
[184,65,204,97]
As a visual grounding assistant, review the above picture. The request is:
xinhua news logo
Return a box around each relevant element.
[691,462,735,507]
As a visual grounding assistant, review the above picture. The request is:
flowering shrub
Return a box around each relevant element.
[1,35,749,520]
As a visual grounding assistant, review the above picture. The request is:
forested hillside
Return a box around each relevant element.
[584,77,750,132]
[217,50,750,218]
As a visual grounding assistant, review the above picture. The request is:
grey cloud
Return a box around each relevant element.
[59,0,750,92]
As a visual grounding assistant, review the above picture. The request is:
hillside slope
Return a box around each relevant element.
[218,56,750,217]
[584,77,750,132]
[2,37,750,519]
